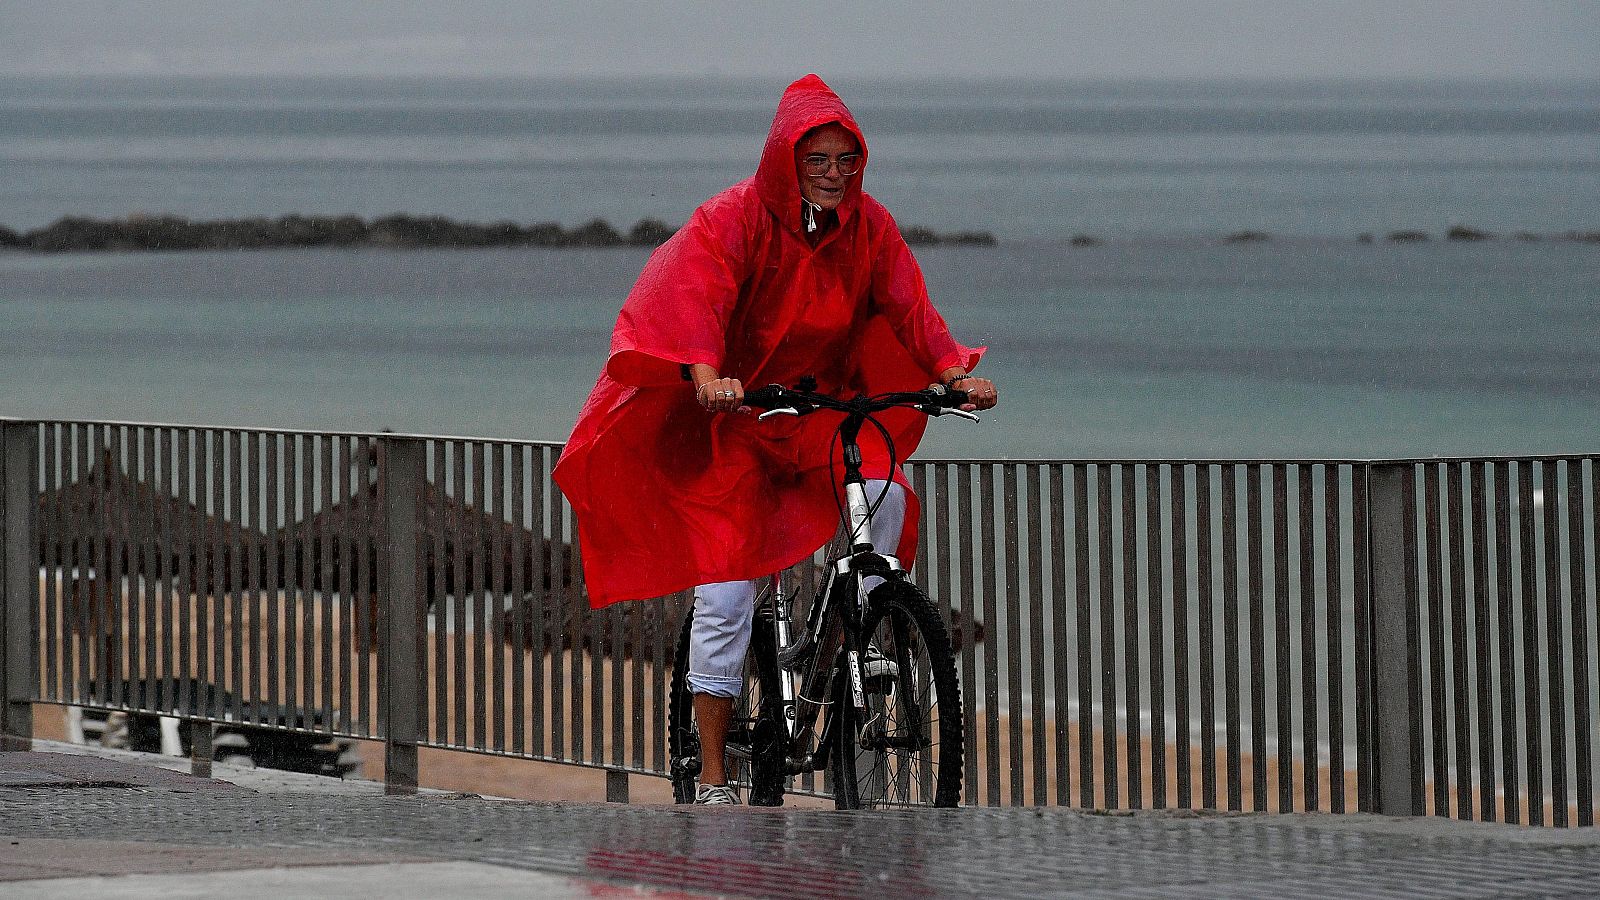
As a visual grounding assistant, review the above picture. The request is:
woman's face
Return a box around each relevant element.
[794,123,860,212]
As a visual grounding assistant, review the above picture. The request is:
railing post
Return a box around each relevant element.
[605,769,630,803]
[380,436,423,794]
[1363,462,1424,816]
[1,422,38,751]
[189,720,214,779]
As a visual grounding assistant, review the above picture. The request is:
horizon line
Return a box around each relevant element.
[2,72,1597,86]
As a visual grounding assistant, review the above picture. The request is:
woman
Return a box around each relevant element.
[553,74,997,804]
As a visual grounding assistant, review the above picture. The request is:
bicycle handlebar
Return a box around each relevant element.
[743,383,979,423]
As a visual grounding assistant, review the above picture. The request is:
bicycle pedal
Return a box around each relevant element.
[671,755,702,779]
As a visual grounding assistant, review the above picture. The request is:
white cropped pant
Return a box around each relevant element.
[687,479,906,698]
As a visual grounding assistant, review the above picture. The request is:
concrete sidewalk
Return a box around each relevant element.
[3,741,1600,898]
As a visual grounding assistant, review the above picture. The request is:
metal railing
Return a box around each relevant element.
[1376,460,1597,826]
[0,418,1595,824]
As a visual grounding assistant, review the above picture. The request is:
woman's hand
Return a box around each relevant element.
[695,375,745,413]
[936,368,998,412]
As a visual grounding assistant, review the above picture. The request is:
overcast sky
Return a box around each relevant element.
[2,1,1596,80]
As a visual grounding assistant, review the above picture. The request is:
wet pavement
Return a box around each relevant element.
[3,742,1600,898]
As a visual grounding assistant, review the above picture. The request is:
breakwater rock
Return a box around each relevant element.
[3,214,998,252]
[1223,230,1271,244]
[1058,227,1600,247]
[901,226,998,246]
[15,214,670,252]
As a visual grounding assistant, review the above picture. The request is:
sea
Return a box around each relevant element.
[2,76,1598,460]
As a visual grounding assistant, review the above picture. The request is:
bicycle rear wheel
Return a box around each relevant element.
[667,601,787,805]
[829,579,963,809]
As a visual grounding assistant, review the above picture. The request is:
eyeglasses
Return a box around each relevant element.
[800,153,862,178]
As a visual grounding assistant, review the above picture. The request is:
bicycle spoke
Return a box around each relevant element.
[833,581,962,808]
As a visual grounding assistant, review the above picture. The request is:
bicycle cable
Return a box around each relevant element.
[825,399,902,551]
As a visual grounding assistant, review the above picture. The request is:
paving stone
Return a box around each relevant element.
[0,837,407,882]
[0,771,70,787]
[0,861,681,900]
[0,751,245,794]
[2,749,1598,897]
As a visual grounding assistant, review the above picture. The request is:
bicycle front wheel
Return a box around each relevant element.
[829,579,963,809]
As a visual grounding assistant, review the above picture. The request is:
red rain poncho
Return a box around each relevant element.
[554,74,983,607]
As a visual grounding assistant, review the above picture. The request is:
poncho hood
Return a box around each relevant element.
[754,73,868,235]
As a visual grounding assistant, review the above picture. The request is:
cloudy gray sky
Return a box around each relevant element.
[2,1,1596,80]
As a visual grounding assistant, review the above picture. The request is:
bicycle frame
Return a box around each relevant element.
[768,417,906,776]
[685,381,975,790]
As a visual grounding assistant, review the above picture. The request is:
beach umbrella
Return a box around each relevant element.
[274,444,581,646]
[39,447,259,622]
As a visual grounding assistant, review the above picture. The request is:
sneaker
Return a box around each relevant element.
[861,644,899,691]
[695,783,741,805]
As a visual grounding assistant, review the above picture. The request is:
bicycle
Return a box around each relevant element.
[668,378,976,808]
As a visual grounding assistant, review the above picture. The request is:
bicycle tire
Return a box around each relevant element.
[667,611,700,804]
[829,579,963,809]
[667,602,787,806]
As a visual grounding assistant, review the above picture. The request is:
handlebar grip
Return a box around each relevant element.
[742,385,785,410]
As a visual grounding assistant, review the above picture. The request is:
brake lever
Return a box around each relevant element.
[940,408,981,422]
[758,407,801,420]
